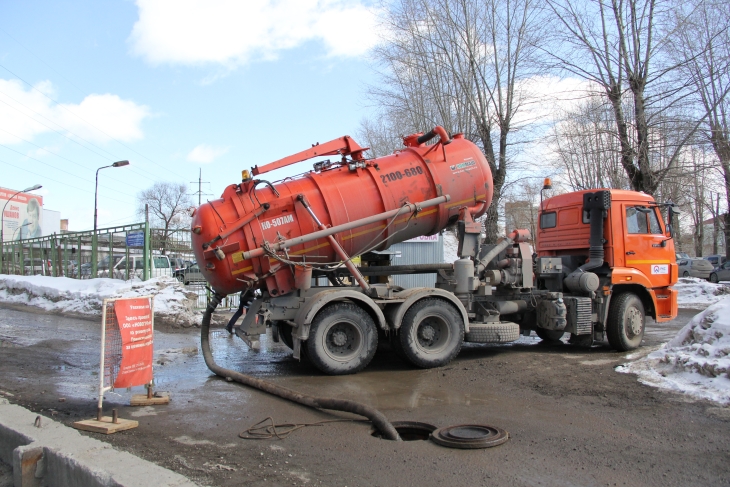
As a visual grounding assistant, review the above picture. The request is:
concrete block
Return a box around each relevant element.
[0,400,198,487]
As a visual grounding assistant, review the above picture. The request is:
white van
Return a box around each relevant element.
[98,254,172,280]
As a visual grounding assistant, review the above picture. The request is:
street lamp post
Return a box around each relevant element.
[1,184,43,274]
[92,161,129,276]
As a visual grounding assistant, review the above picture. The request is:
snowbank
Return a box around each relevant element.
[674,277,730,309]
[0,275,200,328]
[617,296,730,405]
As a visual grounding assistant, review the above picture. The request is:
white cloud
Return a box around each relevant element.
[128,0,382,67]
[0,79,150,145]
[187,144,229,164]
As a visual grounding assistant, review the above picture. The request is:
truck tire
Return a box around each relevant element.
[606,293,645,351]
[535,328,565,343]
[466,323,520,343]
[305,303,377,375]
[399,298,464,368]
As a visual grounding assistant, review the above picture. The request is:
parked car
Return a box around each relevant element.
[678,258,714,279]
[704,254,727,267]
[173,263,206,285]
[709,260,730,283]
[169,257,187,272]
[78,254,172,280]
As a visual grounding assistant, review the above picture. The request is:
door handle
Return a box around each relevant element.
[626,251,635,255]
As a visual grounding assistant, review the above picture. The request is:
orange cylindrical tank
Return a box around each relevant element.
[191,131,493,296]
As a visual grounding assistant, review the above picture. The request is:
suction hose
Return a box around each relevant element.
[200,292,401,441]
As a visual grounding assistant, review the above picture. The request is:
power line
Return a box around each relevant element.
[0,62,186,184]
[0,134,138,198]
[0,93,168,184]
[0,143,136,198]
[0,158,130,205]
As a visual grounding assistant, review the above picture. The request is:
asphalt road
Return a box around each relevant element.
[1,304,729,487]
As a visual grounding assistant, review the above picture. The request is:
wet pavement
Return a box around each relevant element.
[1,304,729,487]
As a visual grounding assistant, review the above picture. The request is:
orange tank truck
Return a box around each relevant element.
[192,127,679,375]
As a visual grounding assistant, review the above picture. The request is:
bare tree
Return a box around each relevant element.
[551,92,631,190]
[367,0,546,242]
[137,182,193,254]
[669,0,730,258]
[545,0,702,196]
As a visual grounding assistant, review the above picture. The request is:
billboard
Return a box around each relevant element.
[0,187,44,241]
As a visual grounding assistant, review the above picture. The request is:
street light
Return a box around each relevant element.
[92,161,129,276]
[1,184,43,273]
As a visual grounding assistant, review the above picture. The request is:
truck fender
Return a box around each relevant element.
[388,288,470,333]
[604,283,658,321]
[293,288,387,341]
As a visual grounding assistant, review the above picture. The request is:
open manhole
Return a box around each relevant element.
[430,424,509,449]
[371,421,437,441]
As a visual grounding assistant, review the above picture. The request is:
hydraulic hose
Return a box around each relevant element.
[200,293,401,441]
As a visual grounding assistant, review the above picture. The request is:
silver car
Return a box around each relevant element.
[678,258,714,279]
[709,261,730,283]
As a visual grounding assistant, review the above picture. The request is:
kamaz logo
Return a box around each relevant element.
[450,160,476,171]
[261,214,295,230]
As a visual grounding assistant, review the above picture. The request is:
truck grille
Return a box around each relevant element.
[565,296,592,335]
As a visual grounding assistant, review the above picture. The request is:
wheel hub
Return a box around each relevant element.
[331,330,348,347]
[626,307,643,337]
[419,324,436,341]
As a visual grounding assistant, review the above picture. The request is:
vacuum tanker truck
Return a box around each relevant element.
[190,127,679,375]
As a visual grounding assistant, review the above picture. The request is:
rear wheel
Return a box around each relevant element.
[682,271,690,277]
[399,299,464,368]
[709,273,719,283]
[606,293,645,351]
[306,303,377,375]
[535,328,565,343]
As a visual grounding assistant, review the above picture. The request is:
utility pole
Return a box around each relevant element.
[190,169,211,206]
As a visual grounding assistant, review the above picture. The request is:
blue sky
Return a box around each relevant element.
[0,0,382,231]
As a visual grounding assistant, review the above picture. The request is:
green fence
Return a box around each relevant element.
[1,223,152,279]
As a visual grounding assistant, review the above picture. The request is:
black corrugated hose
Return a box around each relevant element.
[200,292,401,441]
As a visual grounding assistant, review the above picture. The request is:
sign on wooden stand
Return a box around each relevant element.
[73,295,168,434]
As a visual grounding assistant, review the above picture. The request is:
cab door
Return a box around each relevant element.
[622,204,674,287]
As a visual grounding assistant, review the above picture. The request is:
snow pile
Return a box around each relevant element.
[0,275,200,327]
[443,231,459,263]
[617,296,730,405]
[673,277,730,309]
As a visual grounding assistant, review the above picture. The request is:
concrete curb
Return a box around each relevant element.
[0,399,198,487]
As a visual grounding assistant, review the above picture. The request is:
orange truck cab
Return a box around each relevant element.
[536,189,678,349]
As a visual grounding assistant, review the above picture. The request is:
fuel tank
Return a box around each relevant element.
[191,129,493,296]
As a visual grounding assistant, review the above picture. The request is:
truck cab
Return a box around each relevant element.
[537,189,678,349]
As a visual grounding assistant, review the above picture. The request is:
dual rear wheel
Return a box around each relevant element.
[305,298,464,375]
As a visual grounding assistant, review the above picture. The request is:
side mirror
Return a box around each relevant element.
[667,204,680,239]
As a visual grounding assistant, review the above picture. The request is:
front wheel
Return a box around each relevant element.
[399,298,464,368]
[306,303,377,375]
[606,293,645,351]
[709,273,719,283]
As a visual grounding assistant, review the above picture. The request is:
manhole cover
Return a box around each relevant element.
[430,424,509,449]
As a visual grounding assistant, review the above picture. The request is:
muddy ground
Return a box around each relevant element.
[1,303,729,487]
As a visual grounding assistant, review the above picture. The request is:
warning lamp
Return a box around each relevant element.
[242,169,252,182]
[542,178,552,190]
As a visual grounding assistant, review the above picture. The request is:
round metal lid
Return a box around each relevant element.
[430,424,509,449]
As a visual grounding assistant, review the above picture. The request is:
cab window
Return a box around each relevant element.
[540,212,556,229]
[626,207,648,234]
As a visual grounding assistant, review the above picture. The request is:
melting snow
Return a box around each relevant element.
[0,275,200,327]
[618,296,730,405]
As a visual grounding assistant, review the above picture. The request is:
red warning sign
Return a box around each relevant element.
[113,298,153,388]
